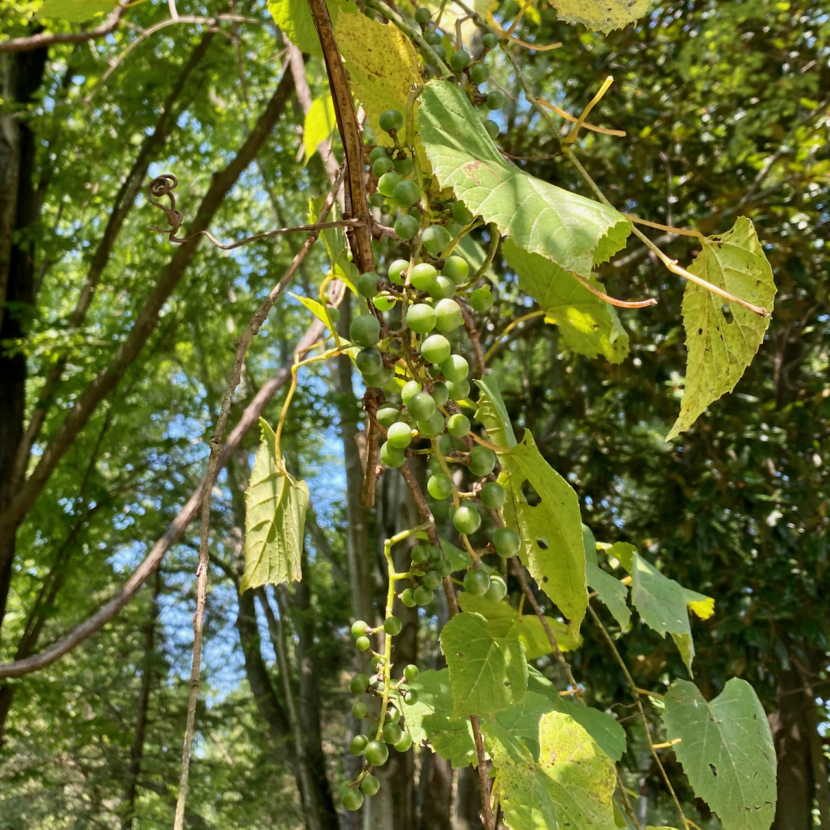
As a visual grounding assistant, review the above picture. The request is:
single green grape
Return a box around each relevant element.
[380,441,406,468]
[387,421,414,449]
[365,740,390,767]
[414,6,431,22]
[393,179,421,208]
[404,664,420,682]
[357,271,380,297]
[450,49,471,71]
[373,295,396,312]
[383,615,403,636]
[421,225,452,255]
[361,775,380,796]
[493,526,520,558]
[363,366,395,389]
[428,276,456,301]
[481,31,499,48]
[431,44,447,61]
[469,63,490,84]
[469,445,496,477]
[427,473,453,500]
[349,315,380,348]
[442,254,469,284]
[377,404,401,429]
[432,381,449,408]
[425,29,442,44]
[407,392,436,422]
[342,788,364,811]
[446,379,471,400]
[486,90,505,110]
[480,481,506,509]
[441,354,469,383]
[433,298,463,331]
[379,108,404,132]
[388,259,409,285]
[470,286,494,312]
[351,620,368,638]
[409,262,438,291]
[427,545,442,562]
[420,334,451,365]
[356,347,383,377]
[447,413,471,438]
[403,687,419,704]
[395,214,419,241]
[401,587,417,607]
[483,119,500,140]
[382,721,402,745]
[485,574,507,602]
[370,145,389,163]
[401,380,422,404]
[378,170,402,197]
[371,655,384,671]
[394,731,413,752]
[372,156,394,177]
[352,700,368,719]
[435,558,452,577]
[350,734,369,755]
[411,544,430,565]
[326,305,340,324]
[369,192,386,208]
[417,410,445,437]
[413,584,434,606]
[453,501,482,535]
[463,568,491,596]
[409,206,422,224]
[407,303,435,334]
[356,635,371,652]
[422,569,442,590]
[393,156,414,176]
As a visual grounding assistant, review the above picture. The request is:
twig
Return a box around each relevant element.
[564,76,614,145]
[615,769,643,830]
[536,97,625,138]
[456,298,486,376]
[569,268,657,309]
[360,388,382,507]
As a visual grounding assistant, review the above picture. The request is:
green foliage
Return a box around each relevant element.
[38,0,116,21]
[663,680,777,830]
[303,92,336,162]
[269,0,339,57]
[548,0,649,34]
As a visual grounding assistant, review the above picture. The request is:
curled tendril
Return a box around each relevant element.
[147,174,183,239]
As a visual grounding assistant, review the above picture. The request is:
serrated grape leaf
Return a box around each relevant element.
[268,0,339,57]
[503,238,629,363]
[289,293,332,327]
[419,81,631,276]
[663,679,776,830]
[588,563,631,629]
[667,217,776,441]
[38,0,115,21]
[457,594,580,659]
[241,419,308,592]
[474,377,517,448]
[484,711,617,830]
[303,92,336,163]
[334,8,423,148]
[440,612,527,719]
[395,669,477,767]
[549,0,649,34]
[493,691,557,760]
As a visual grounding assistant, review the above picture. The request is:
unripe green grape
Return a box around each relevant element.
[373,295,396,312]
[365,740,390,767]
[352,700,369,719]
[395,214,419,241]
[417,410,445,437]
[350,315,380,348]
[401,587,417,607]
[447,413,471,438]
[382,721,402,745]
[407,392,436,422]
[423,569,442,590]
[372,156,394,177]
[393,179,421,208]
[357,271,380,297]
[351,620,368,638]
[404,664,420,683]
[483,119,500,139]
[378,170,402,197]
[442,254,469,284]
[432,381,449,408]
[441,354,469,383]
[369,191,386,208]
[486,90,505,110]
[356,635,371,651]
[342,788,364,811]
[403,687,419,704]
[356,347,383,377]
[469,63,490,84]
[427,473,453,500]
[381,441,406,468]
[493,526,521,558]
[414,6,431,22]
[393,156,414,176]
[470,286,494,312]
[409,262,438,291]
[437,434,453,454]
[326,304,340,324]
[425,29,442,44]
[420,334,451,365]
[433,298,463,332]
[379,108,404,132]
[450,49,471,71]
[401,380,422,404]
[481,31,499,48]
[360,774,380,796]
[383,615,403,636]
[480,481,506,509]
[387,421,413,449]
[422,225,452,256]
[388,259,409,285]
[394,731,414,752]
[463,568,491,596]
[431,44,446,61]
[446,379,471,400]
[370,145,389,163]
[485,574,507,602]
[371,656,384,671]
[435,558,452,577]
[413,584,434,606]
[377,404,401,429]
[350,734,369,755]
[453,501,482,535]
[427,545,442,562]
[428,276,456,300]
[411,544,430,565]
[469,446,496,477]
[409,206,422,224]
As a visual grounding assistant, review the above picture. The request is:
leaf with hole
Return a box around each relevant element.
[667,217,776,441]
[663,679,776,830]
[241,419,308,592]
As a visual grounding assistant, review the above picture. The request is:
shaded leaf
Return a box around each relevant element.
[242,419,308,592]
[668,217,776,440]
[548,0,650,34]
[419,81,631,276]
[303,92,336,163]
[475,377,517,448]
[663,679,776,830]
[587,563,631,629]
[308,197,359,295]
[503,238,629,363]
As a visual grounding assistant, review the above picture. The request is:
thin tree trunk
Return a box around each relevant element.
[454,767,483,830]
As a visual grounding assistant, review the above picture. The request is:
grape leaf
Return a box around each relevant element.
[663,679,777,830]
[418,81,631,277]
[241,419,308,592]
[548,0,650,34]
[303,92,336,163]
[38,0,116,21]
[474,377,517,448]
[268,0,339,57]
[289,293,332,327]
[334,8,423,148]
[440,612,527,719]
[457,593,581,658]
[395,670,477,767]
[308,198,359,295]
[667,217,776,441]
[503,238,629,363]
[587,564,631,629]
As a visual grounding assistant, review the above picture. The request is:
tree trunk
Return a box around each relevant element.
[454,767,483,830]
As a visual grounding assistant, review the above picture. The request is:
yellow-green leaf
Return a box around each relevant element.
[268,0,339,57]
[303,92,336,163]
[667,217,776,441]
[548,0,650,33]
[38,0,116,21]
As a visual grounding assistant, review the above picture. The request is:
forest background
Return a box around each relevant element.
[0,0,828,827]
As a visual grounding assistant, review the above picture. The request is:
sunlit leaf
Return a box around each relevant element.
[38,0,116,22]
[268,0,339,57]
[303,92,336,163]
[548,0,650,34]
